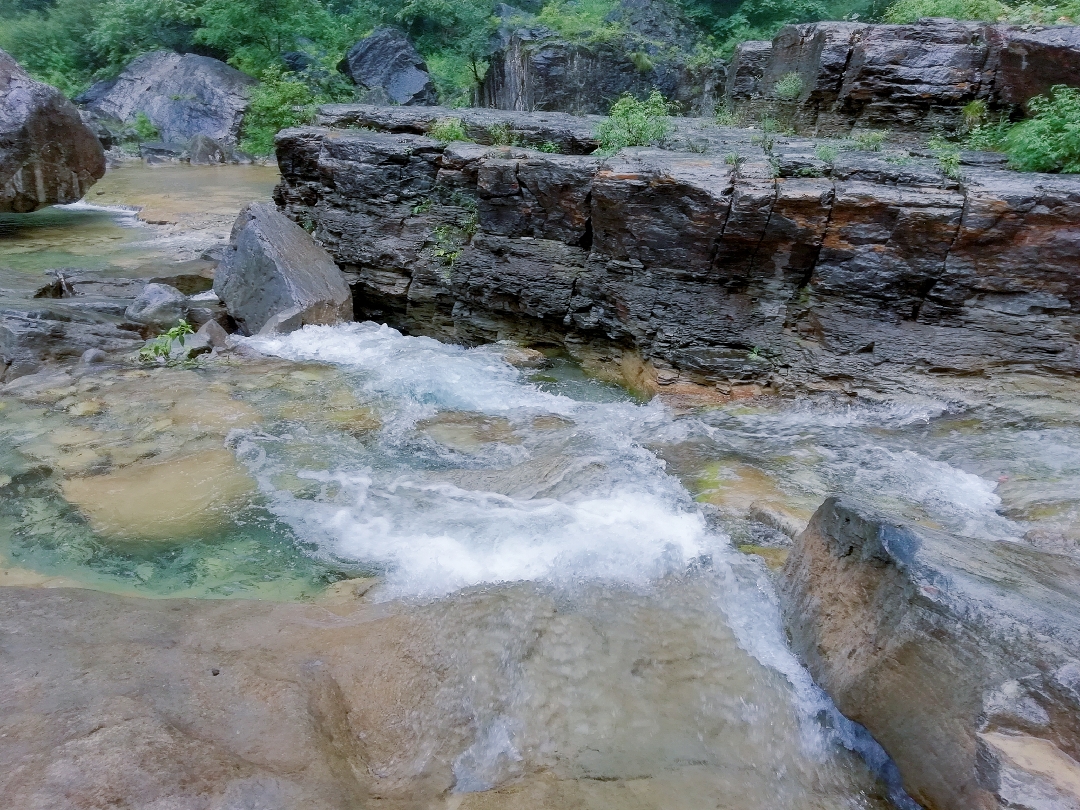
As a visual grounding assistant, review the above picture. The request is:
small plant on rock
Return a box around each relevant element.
[928,135,963,180]
[131,112,160,141]
[538,140,560,153]
[814,143,840,164]
[429,117,470,143]
[716,107,746,127]
[595,90,673,153]
[852,129,889,151]
[773,72,805,101]
[488,122,520,146]
[139,320,194,364]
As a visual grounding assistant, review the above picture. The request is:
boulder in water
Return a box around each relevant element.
[125,283,187,329]
[0,48,106,212]
[215,202,352,335]
[338,28,438,106]
[186,134,229,165]
[77,52,256,145]
[780,497,1080,810]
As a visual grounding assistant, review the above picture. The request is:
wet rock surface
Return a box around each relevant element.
[338,27,438,106]
[274,115,1080,395]
[77,52,256,146]
[0,49,106,212]
[726,20,1080,135]
[215,202,352,335]
[780,497,1080,810]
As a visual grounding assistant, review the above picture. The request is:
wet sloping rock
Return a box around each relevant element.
[481,0,723,115]
[724,20,1080,136]
[274,117,1080,394]
[0,310,143,381]
[77,52,256,145]
[0,49,106,212]
[338,27,438,106]
[779,497,1080,810]
[215,202,352,335]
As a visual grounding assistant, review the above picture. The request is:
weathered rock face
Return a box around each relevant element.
[480,28,725,116]
[338,27,438,106]
[77,52,256,145]
[0,49,106,212]
[779,497,1080,810]
[725,20,1080,136]
[215,202,352,335]
[274,114,1080,394]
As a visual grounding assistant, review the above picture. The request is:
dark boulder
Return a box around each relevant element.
[214,202,352,335]
[186,134,228,165]
[780,497,1080,810]
[77,52,256,145]
[995,25,1080,106]
[337,28,438,106]
[0,48,106,213]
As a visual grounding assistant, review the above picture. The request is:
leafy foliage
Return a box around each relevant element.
[927,135,962,179]
[239,65,318,155]
[1002,85,1080,173]
[428,117,470,142]
[773,72,804,101]
[139,319,194,363]
[883,0,1079,22]
[595,90,673,154]
[131,111,160,140]
[852,129,889,151]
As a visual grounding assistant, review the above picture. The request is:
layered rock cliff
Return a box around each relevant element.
[274,109,1080,396]
[725,19,1080,136]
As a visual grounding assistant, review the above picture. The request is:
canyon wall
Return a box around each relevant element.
[274,110,1080,395]
[725,19,1080,136]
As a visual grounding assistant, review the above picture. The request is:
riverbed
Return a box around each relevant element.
[4,163,1078,808]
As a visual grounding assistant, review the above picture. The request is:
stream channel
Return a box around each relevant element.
[4,164,1080,808]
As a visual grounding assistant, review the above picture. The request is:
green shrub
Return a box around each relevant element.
[814,143,839,163]
[538,140,560,153]
[961,99,988,132]
[629,51,653,72]
[774,72,804,101]
[963,119,1011,151]
[1002,85,1080,173]
[884,0,1010,22]
[488,122,519,146]
[852,129,889,151]
[928,135,962,179]
[131,111,160,141]
[429,117,470,143]
[239,65,316,156]
[595,91,672,154]
[716,107,746,127]
[138,319,194,363]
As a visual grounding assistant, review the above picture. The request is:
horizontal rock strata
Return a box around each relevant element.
[274,116,1080,394]
[780,497,1080,810]
[726,20,1080,135]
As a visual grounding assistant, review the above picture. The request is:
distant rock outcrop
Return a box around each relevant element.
[781,497,1080,810]
[77,52,256,145]
[0,48,105,213]
[725,20,1080,136]
[480,0,724,114]
[338,28,438,106]
[215,202,352,335]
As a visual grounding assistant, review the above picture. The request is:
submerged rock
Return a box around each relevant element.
[0,48,106,212]
[338,28,438,106]
[214,202,352,335]
[77,52,256,145]
[780,497,1080,810]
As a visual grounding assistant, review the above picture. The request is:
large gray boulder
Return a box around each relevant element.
[0,48,106,212]
[77,52,256,145]
[780,497,1080,810]
[215,202,352,335]
[338,28,438,106]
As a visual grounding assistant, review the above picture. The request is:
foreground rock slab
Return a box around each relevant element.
[780,497,1080,810]
[0,49,106,212]
[215,202,352,335]
[77,52,256,145]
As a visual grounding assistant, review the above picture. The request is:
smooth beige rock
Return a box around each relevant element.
[62,448,256,541]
